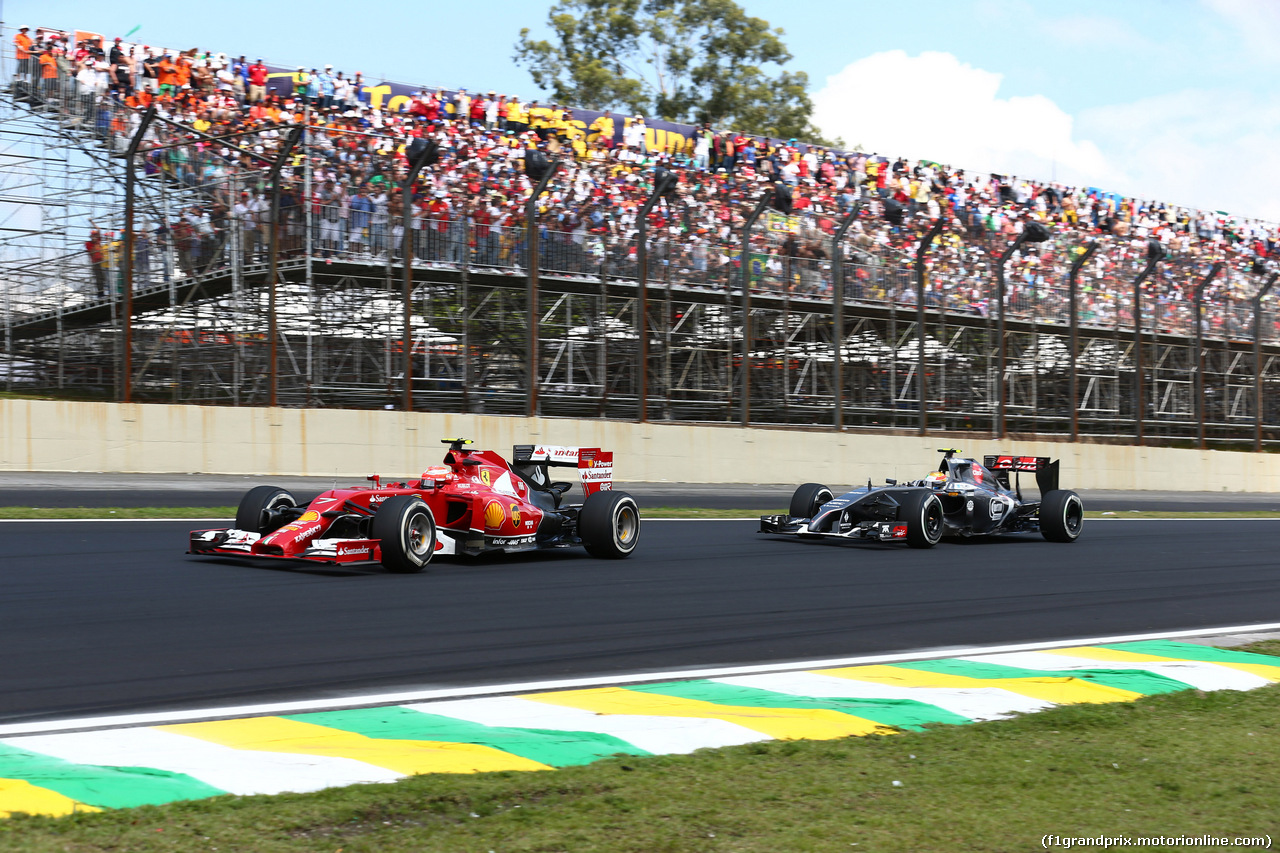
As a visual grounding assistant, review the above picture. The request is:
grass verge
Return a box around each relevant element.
[1,643,1277,851]
[0,506,236,520]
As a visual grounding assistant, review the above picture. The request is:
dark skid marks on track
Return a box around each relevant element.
[2,519,1280,723]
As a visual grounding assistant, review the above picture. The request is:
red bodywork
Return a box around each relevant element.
[190,444,614,565]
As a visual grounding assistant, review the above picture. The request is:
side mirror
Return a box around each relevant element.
[885,478,897,485]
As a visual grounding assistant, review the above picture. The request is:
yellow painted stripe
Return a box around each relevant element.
[0,778,100,818]
[156,717,551,775]
[1041,646,1280,683]
[813,664,1144,705]
[523,687,894,740]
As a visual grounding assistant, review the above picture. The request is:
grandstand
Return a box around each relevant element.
[2,24,1279,447]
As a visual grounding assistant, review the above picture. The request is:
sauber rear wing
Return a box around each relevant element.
[513,444,615,496]
[983,454,1059,495]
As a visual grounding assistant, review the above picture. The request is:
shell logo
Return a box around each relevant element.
[510,504,521,527]
[298,510,320,522]
[483,500,505,529]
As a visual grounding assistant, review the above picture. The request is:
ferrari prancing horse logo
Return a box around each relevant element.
[479,469,491,487]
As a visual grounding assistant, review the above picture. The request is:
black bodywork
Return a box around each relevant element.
[760,451,1066,544]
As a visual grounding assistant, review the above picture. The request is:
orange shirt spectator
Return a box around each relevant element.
[39,51,58,80]
[14,29,33,59]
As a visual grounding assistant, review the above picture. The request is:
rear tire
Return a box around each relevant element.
[235,486,297,534]
[1040,490,1084,542]
[580,491,640,559]
[372,496,437,573]
[900,490,944,548]
[790,483,834,519]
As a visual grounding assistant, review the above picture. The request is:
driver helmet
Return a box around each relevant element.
[924,471,947,489]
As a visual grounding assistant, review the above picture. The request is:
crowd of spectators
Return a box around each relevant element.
[12,23,1280,341]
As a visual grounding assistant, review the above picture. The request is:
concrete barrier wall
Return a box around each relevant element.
[2,399,1278,492]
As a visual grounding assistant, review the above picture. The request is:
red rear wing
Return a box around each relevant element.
[983,455,1061,495]
[984,455,1050,472]
[513,444,614,496]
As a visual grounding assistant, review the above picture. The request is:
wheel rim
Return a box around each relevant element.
[262,494,293,529]
[1064,498,1083,535]
[406,510,433,557]
[814,490,833,514]
[615,504,638,546]
[924,498,943,540]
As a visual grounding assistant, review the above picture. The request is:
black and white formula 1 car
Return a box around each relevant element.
[760,449,1083,549]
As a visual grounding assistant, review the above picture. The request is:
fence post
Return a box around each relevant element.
[1253,271,1278,451]
[994,222,1050,437]
[1131,239,1166,446]
[635,179,669,423]
[524,156,560,418]
[121,106,157,403]
[1193,263,1222,449]
[267,125,302,408]
[915,216,946,435]
[740,188,775,426]
[830,202,863,430]
[400,139,439,413]
[1067,241,1099,441]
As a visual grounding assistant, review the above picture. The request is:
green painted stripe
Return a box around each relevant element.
[624,681,972,731]
[890,659,1194,695]
[0,743,226,809]
[1104,641,1280,669]
[284,707,650,767]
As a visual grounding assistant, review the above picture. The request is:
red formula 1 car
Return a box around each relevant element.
[189,439,640,572]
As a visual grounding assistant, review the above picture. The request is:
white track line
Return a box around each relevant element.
[3,621,1279,738]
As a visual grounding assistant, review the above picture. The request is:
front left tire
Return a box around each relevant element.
[790,483,834,519]
[235,486,297,535]
[900,490,944,548]
[372,495,437,573]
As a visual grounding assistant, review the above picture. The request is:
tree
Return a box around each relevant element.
[515,0,829,143]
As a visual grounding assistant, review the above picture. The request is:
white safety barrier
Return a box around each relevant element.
[2,398,1279,492]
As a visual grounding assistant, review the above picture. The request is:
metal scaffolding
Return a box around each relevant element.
[3,50,1280,450]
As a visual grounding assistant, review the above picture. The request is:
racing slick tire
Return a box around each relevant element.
[580,491,640,559]
[790,483,834,519]
[1040,489,1084,543]
[900,490,944,549]
[235,486,297,535]
[372,496,437,573]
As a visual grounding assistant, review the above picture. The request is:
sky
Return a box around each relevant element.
[7,0,1276,220]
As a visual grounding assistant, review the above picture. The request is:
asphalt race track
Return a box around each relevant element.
[2,518,1279,725]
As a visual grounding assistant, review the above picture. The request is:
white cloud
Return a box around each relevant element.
[1203,0,1280,65]
[811,50,1120,187]
[812,49,1280,222]
[1079,89,1280,221]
